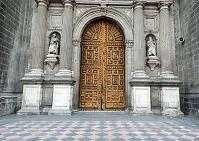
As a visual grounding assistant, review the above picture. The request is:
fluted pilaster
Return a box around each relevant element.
[159,1,175,78]
[30,0,49,75]
[132,1,148,78]
[57,0,75,77]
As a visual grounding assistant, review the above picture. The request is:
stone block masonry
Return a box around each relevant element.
[174,0,199,115]
[0,0,33,115]
[0,0,33,92]
[176,0,199,93]
[0,0,21,91]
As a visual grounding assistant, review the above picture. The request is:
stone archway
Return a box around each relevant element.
[72,7,134,110]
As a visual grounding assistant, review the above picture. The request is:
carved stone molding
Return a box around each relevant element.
[144,13,159,32]
[100,4,107,16]
[61,0,75,7]
[146,56,160,71]
[35,0,49,7]
[125,40,134,47]
[73,7,133,43]
[159,1,172,10]
[133,1,146,9]
[44,54,59,69]
[72,38,81,46]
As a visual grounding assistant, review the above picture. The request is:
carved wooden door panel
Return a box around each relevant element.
[79,19,125,110]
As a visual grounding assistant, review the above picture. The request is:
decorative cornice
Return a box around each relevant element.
[35,0,49,7]
[133,1,146,9]
[159,1,172,10]
[61,0,75,7]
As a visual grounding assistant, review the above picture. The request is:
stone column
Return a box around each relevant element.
[159,2,175,78]
[130,1,152,115]
[159,2,183,116]
[56,0,74,77]
[29,0,49,76]
[132,1,148,78]
[18,0,49,115]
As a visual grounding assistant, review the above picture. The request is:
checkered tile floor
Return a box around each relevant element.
[0,114,199,141]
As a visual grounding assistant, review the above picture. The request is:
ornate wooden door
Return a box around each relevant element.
[79,19,125,110]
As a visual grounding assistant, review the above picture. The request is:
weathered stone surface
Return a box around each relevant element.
[0,0,198,116]
[174,0,199,115]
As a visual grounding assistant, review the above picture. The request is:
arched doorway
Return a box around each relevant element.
[79,19,125,110]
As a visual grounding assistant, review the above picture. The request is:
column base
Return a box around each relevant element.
[17,107,41,115]
[55,69,73,77]
[160,71,178,79]
[161,87,183,116]
[24,69,44,77]
[132,70,150,79]
[131,86,152,115]
[51,84,73,115]
[162,109,184,116]
[19,84,42,115]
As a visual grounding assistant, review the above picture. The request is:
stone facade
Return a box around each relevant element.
[1,0,198,116]
[0,0,33,115]
[174,0,199,115]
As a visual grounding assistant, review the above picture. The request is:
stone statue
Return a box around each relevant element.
[146,36,156,56]
[48,33,59,55]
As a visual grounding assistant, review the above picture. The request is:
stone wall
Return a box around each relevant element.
[174,0,199,115]
[0,0,33,92]
[0,0,33,115]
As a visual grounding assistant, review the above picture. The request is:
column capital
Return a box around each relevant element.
[133,1,146,9]
[62,0,75,7]
[73,38,81,46]
[35,0,49,7]
[125,40,134,47]
[159,1,172,10]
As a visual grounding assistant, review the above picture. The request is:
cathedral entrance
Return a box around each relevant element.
[79,19,125,110]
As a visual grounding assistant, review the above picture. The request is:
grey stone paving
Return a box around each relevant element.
[0,112,199,141]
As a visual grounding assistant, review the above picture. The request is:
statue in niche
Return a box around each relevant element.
[48,33,59,55]
[146,36,156,57]
[145,34,160,71]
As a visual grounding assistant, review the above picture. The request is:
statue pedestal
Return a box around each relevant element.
[44,54,59,69]
[161,87,184,116]
[146,56,160,71]
[49,84,73,115]
[131,86,153,115]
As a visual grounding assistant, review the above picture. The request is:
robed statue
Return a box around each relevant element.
[48,33,59,55]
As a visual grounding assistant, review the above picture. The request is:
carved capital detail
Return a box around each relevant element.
[62,0,75,7]
[133,1,146,9]
[35,0,49,7]
[125,40,134,47]
[159,1,172,10]
[72,38,81,46]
